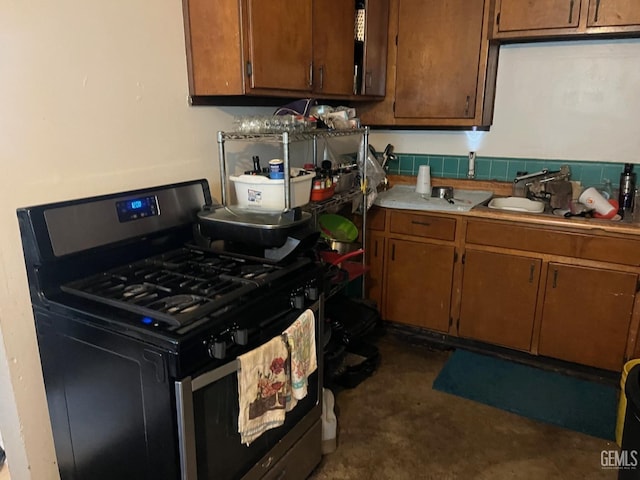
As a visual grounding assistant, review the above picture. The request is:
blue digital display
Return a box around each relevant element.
[116,195,159,222]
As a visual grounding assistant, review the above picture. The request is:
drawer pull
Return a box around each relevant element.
[529,264,535,283]
[411,220,431,227]
[568,0,575,23]
[552,269,559,288]
[594,0,601,22]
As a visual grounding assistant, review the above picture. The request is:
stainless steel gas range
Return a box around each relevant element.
[17,179,324,480]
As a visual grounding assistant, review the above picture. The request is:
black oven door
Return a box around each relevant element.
[175,300,322,480]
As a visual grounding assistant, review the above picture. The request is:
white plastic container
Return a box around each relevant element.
[229,170,313,210]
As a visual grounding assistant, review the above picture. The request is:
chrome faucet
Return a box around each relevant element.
[513,165,571,197]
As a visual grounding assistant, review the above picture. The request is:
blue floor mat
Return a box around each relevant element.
[432,349,618,440]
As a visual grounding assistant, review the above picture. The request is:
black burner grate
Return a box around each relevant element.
[61,248,285,328]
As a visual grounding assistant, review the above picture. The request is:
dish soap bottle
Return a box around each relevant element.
[618,163,637,220]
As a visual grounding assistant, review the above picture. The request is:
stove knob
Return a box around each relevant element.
[291,290,305,309]
[305,282,319,301]
[207,340,226,360]
[233,328,249,346]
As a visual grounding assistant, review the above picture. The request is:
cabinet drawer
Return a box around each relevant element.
[466,220,640,266]
[389,211,456,241]
[367,206,386,231]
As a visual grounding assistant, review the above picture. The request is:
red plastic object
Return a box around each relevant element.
[319,249,368,282]
[310,184,336,202]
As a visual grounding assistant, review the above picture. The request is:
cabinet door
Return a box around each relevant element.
[361,0,390,96]
[313,0,355,95]
[458,250,541,351]
[538,263,637,371]
[366,231,385,310]
[588,0,640,27]
[385,239,454,332]
[394,0,485,119]
[246,0,313,92]
[495,0,581,32]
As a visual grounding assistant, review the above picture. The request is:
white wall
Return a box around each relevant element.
[373,39,640,163]
[1,2,640,479]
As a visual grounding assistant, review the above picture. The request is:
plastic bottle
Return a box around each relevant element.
[321,388,337,454]
[618,163,637,220]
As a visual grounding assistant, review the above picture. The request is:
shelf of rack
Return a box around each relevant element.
[216,126,370,298]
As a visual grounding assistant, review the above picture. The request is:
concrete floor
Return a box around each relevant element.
[310,334,618,480]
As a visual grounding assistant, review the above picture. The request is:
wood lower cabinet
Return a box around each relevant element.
[458,249,541,351]
[538,263,637,371]
[384,239,454,332]
[366,231,385,310]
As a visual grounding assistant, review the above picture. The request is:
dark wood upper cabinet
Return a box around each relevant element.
[182,0,388,101]
[495,0,582,33]
[359,0,498,128]
[313,0,355,96]
[492,0,640,41]
[246,0,313,93]
[587,0,640,28]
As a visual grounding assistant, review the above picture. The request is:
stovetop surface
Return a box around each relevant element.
[61,246,312,330]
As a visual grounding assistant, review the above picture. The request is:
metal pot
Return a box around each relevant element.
[431,186,454,200]
[326,239,362,255]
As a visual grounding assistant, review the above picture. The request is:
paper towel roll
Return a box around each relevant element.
[416,165,431,194]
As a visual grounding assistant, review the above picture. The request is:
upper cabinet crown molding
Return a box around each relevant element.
[182,0,389,103]
[491,0,640,41]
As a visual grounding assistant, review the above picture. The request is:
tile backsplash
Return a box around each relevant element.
[387,153,628,189]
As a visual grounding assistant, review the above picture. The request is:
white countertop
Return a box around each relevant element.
[373,185,493,213]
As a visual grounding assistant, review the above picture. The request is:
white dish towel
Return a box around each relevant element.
[283,309,317,401]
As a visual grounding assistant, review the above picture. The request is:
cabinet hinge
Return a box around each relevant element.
[461,253,466,264]
[246,61,252,77]
[496,12,500,26]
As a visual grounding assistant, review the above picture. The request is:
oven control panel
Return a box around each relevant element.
[116,195,159,222]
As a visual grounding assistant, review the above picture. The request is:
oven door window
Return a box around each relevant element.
[186,308,320,480]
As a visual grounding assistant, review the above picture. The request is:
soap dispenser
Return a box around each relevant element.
[618,163,637,219]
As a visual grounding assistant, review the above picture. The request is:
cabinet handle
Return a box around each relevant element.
[568,0,575,23]
[365,71,373,89]
[529,264,535,283]
[319,65,324,91]
[594,0,601,23]
[391,243,396,261]
[464,95,470,117]
[309,62,313,87]
[552,269,559,288]
[411,220,431,227]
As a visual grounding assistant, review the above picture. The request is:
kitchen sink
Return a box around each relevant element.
[373,185,493,212]
[487,196,546,213]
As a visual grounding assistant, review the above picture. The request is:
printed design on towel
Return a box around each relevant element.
[249,356,289,418]
[238,336,289,445]
[284,309,317,400]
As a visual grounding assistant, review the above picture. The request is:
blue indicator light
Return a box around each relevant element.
[141,316,153,325]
